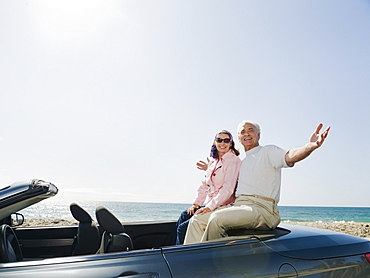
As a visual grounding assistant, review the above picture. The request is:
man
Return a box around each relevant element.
[184,121,330,244]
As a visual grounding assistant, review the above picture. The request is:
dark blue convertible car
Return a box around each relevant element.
[1,179,370,277]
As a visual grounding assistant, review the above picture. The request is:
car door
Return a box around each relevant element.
[162,238,291,278]
[0,249,172,278]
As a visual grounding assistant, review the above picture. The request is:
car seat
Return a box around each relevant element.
[95,206,133,253]
[70,203,101,255]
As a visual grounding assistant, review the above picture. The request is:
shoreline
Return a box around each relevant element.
[19,219,370,239]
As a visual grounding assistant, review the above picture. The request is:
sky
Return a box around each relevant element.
[0,0,369,207]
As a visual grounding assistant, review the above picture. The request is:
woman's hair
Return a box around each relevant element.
[210,130,240,159]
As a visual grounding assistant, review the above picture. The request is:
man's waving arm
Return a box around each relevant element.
[285,123,330,166]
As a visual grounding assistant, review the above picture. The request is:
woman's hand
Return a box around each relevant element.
[196,158,209,171]
[187,205,200,215]
[194,207,211,215]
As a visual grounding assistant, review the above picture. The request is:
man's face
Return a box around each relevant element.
[238,123,260,151]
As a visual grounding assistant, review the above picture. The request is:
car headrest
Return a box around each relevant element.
[70,203,93,223]
[95,206,125,234]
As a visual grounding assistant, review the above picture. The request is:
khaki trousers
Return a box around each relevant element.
[183,195,280,244]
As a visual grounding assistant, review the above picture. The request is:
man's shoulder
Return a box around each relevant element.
[260,145,286,154]
[260,145,289,168]
[261,144,281,149]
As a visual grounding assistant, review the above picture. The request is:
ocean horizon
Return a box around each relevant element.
[20,199,370,223]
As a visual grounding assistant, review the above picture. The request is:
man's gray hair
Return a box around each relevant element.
[237,120,261,134]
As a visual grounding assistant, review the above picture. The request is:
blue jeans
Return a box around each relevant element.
[175,208,200,245]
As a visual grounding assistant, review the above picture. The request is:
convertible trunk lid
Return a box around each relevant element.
[264,223,370,259]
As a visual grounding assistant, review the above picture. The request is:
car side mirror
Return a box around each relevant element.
[11,213,24,226]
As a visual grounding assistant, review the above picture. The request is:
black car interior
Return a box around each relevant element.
[0,201,177,262]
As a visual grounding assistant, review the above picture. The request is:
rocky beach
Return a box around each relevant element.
[282,221,370,239]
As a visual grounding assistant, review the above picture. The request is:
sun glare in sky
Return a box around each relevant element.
[33,1,120,47]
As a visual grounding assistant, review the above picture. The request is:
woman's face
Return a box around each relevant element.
[214,133,232,157]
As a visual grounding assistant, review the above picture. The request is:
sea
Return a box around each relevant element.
[20,199,370,223]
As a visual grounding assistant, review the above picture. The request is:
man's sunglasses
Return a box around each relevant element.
[215,138,231,143]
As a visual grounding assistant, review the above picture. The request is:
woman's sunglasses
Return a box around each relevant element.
[215,138,231,143]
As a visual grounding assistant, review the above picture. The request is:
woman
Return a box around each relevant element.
[175,130,241,244]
